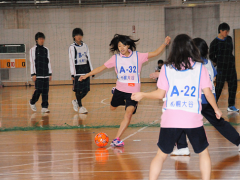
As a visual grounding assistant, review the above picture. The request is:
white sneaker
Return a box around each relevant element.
[72,100,79,112]
[29,100,37,111]
[41,108,50,113]
[79,106,88,114]
[238,144,240,152]
[171,147,190,156]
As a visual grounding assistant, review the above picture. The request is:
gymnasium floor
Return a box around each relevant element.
[0,83,240,180]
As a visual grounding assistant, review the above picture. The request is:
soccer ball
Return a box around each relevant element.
[94,132,109,147]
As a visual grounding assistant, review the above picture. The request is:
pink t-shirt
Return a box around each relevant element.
[104,50,148,93]
[157,62,212,128]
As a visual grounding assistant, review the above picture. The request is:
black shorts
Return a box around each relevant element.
[73,76,90,92]
[157,126,209,154]
[111,88,138,114]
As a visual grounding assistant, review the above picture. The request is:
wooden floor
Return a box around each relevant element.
[0,83,240,179]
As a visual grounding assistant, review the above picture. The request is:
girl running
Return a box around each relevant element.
[131,34,222,180]
[80,34,171,147]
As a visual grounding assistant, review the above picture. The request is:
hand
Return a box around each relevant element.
[72,77,74,80]
[215,108,222,119]
[79,75,87,81]
[150,72,160,79]
[164,36,171,45]
[131,92,144,102]
[49,76,52,81]
[32,75,36,82]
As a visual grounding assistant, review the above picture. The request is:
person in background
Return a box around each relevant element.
[155,60,164,72]
[209,22,238,112]
[29,32,52,113]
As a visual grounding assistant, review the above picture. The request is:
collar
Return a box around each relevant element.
[74,41,83,47]
[216,36,227,41]
[202,58,208,65]
[36,44,44,47]
[120,49,132,58]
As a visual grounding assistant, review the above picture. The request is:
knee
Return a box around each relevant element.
[156,149,168,161]
[124,111,133,120]
[110,106,117,111]
[35,89,42,94]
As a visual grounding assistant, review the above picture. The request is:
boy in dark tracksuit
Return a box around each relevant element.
[209,22,238,112]
[69,28,93,114]
[29,32,52,113]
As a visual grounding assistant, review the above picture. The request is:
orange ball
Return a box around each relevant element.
[94,132,109,147]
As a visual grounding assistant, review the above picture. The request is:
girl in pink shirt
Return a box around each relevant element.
[80,34,171,147]
[131,34,222,180]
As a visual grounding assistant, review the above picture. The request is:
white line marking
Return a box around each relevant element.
[101,98,110,105]
[0,169,239,175]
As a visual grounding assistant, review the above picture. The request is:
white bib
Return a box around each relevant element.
[163,62,202,114]
[116,51,140,84]
[74,43,88,65]
[202,59,215,94]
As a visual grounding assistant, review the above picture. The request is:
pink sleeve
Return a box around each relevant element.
[157,66,169,91]
[200,65,212,90]
[137,52,148,64]
[104,55,116,68]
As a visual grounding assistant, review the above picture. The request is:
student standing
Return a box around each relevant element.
[29,32,52,113]
[209,22,238,112]
[69,28,94,114]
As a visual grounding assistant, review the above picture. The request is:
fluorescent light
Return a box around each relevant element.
[5,45,21,47]
[0,1,11,3]
[16,0,50,3]
[36,0,50,3]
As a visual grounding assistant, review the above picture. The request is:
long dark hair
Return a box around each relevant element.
[193,38,208,59]
[109,34,140,53]
[166,34,203,70]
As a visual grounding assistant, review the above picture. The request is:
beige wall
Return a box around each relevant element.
[0,2,240,83]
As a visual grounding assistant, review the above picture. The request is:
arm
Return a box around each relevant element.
[86,45,95,78]
[209,40,217,63]
[30,48,36,82]
[203,87,222,119]
[148,36,171,59]
[79,65,107,81]
[131,88,166,102]
[69,46,75,80]
[47,48,52,81]
[150,72,160,79]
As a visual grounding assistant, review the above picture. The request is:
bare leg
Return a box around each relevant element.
[149,148,168,180]
[199,148,211,180]
[115,106,135,139]
[110,105,117,111]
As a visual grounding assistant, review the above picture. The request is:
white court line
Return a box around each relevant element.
[0,169,239,176]
[101,98,109,105]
